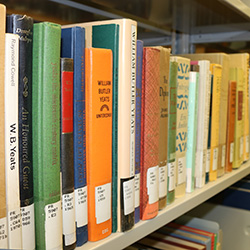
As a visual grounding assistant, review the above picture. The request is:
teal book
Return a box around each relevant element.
[186,64,199,193]
[32,22,62,250]
[92,23,119,233]
[167,61,178,204]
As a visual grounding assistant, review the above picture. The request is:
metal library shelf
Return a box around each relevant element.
[77,160,250,250]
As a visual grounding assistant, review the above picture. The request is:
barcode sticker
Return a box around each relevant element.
[147,166,159,204]
[159,165,167,198]
[212,147,218,171]
[230,142,234,163]
[95,183,111,224]
[168,161,176,191]
[221,145,226,168]
[206,149,211,172]
[75,186,87,227]
[134,173,140,208]
[178,157,186,185]
[0,217,7,248]
[123,179,134,216]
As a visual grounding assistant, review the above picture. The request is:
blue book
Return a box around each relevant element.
[134,40,143,223]
[61,26,88,246]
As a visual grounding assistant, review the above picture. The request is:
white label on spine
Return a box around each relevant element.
[186,168,192,193]
[159,165,167,198]
[134,173,140,208]
[21,204,35,250]
[123,179,135,216]
[45,201,62,250]
[95,183,111,224]
[212,148,218,171]
[246,135,249,153]
[8,208,22,248]
[206,149,211,172]
[62,192,76,246]
[75,186,87,227]
[177,157,186,185]
[230,142,234,163]
[168,161,176,192]
[240,136,244,157]
[0,217,7,248]
[130,24,137,176]
[221,145,226,168]
[147,166,159,204]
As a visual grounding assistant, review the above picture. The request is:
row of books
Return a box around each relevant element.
[126,216,222,250]
[0,3,250,250]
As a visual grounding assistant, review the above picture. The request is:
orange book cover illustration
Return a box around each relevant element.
[85,48,112,241]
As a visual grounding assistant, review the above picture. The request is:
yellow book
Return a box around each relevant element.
[230,67,244,169]
[209,64,222,182]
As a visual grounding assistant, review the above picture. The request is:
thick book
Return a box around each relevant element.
[135,40,143,223]
[60,58,76,249]
[32,22,62,250]
[155,46,170,209]
[186,65,199,193]
[140,47,160,220]
[209,64,222,182]
[61,26,88,246]
[171,56,190,198]
[167,61,178,204]
[85,48,112,241]
[229,67,244,169]
[0,4,7,249]
[64,19,137,232]
[225,81,237,172]
[181,53,229,178]
[5,33,22,249]
[6,14,35,250]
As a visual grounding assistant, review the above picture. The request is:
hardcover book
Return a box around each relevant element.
[0,4,7,249]
[140,47,160,220]
[85,48,112,241]
[61,26,88,246]
[5,33,22,249]
[64,19,137,232]
[6,14,35,250]
[171,56,190,198]
[60,58,76,249]
[167,61,178,204]
[32,22,62,250]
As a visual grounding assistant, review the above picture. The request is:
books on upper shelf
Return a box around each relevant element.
[85,48,112,241]
[32,22,62,250]
[64,18,137,232]
[170,56,190,198]
[140,47,160,220]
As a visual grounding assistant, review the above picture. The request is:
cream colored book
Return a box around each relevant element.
[170,56,190,198]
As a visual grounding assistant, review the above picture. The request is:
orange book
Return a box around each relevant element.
[85,48,112,241]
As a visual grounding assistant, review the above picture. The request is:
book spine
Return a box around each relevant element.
[7,14,35,250]
[61,58,76,249]
[167,61,178,204]
[5,33,22,249]
[0,4,7,249]
[244,56,249,162]
[85,48,112,241]
[186,71,199,193]
[158,47,170,210]
[140,47,160,220]
[134,40,143,223]
[92,24,119,232]
[32,22,62,250]
[226,81,236,173]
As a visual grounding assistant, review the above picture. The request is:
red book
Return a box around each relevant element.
[140,47,160,220]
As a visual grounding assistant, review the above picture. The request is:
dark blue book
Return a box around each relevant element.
[134,40,143,223]
[61,26,88,246]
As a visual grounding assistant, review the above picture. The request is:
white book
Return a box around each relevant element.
[5,33,22,248]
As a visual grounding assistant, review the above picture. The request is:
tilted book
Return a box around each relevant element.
[140,47,160,220]
[85,48,112,241]
[32,22,62,250]
[6,14,35,250]
[171,56,190,198]
[5,33,22,249]
[167,61,178,204]
[61,26,88,246]
[0,4,7,249]
[134,40,143,223]
[60,58,76,249]
[64,19,137,232]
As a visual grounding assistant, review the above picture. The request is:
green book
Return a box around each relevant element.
[32,22,62,250]
[92,24,119,233]
[167,61,178,204]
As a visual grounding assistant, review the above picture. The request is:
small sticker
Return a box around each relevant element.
[146,166,159,204]
[134,174,140,208]
[123,179,135,216]
[168,161,176,192]
[212,147,218,171]
[159,165,167,198]
[240,136,244,158]
[75,186,87,227]
[206,149,211,173]
[186,168,192,193]
[230,142,234,163]
[221,145,226,168]
[8,208,22,248]
[0,217,7,248]
[177,157,186,185]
